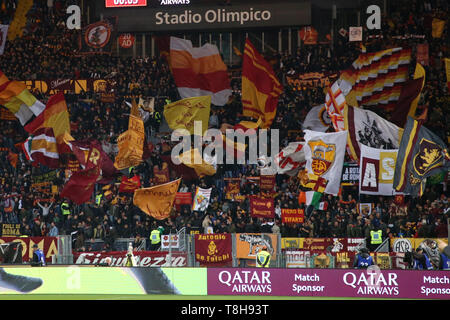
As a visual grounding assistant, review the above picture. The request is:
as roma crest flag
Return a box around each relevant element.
[249,195,274,219]
[242,39,283,129]
[133,179,181,220]
[194,233,232,266]
[304,130,347,195]
[393,117,450,197]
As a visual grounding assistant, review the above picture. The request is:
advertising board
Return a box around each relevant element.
[207,268,450,299]
[0,267,206,295]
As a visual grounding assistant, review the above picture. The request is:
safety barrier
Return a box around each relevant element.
[0,266,447,299]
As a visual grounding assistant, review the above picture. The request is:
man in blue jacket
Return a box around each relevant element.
[353,247,375,269]
[439,246,450,270]
[31,244,46,267]
[412,247,433,270]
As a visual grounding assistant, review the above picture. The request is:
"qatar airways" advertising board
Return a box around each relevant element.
[207,268,450,299]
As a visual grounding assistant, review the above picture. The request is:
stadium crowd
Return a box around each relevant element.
[0,0,448,252]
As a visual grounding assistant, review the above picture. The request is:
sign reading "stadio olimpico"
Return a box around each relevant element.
[101,2,311,31]
[155,8,273,26]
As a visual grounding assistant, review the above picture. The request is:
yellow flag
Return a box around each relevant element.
[445,58,450,83]
[407,63,426,119]
[432,18,445,38]
[163,96,211,135]
[130,99,140,117]
[133,179,181,220]
[178,148,216,178]
[114,114,144,170]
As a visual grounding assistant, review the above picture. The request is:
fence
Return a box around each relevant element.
[49,233,447,269]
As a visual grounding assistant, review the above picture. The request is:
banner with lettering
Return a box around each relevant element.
[194,233,232,266]
[281,208,305,224]
[1,224,21,237]
[340,163,360,186]
[174,192,192,211]
[259,175,275,196]
[390,238,448,253]
[0,237,58,262]
[280,238,366,252]
[73,251,187,267]
[21,79,116,95]
[249,196,274,219]
[286,72,338,90]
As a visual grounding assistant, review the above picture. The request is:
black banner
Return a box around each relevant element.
[100,2,311,31]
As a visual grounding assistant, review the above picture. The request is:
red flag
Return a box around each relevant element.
[66,139,117,183]
[60,142,103,204]
[249,195,275,219]
[119,175,141,193]
[60,167,99,205]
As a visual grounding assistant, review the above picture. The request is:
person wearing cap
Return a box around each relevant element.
[256,246,271,268]
[353,247,375,269]
[30,244,46,267]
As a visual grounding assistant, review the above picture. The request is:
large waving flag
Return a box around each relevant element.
[344,105,403,162]
[242,39,283,129]
[24,92,71,153]
[0,70,45,126]
[273,142,306,176]
[170,37,231,106]
[325,81,347,131]
[66,139,118,184]
[391,63,426,127]
[114,114,144,170]
[133,179,181,220]
[303,130,348,196]
[163,96,211,134]
[177,148,216,178]
[393,117,450,197]
[302,105,331,132]
[22,127,59,168]
[339,47,412,111]
[60,144,102,204]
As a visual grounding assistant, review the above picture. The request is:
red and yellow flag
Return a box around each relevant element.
[133,179,181,220]
[24,92,71,153]
[242,39,283,129]
[0,70,45,126]
[119,175,141,193]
